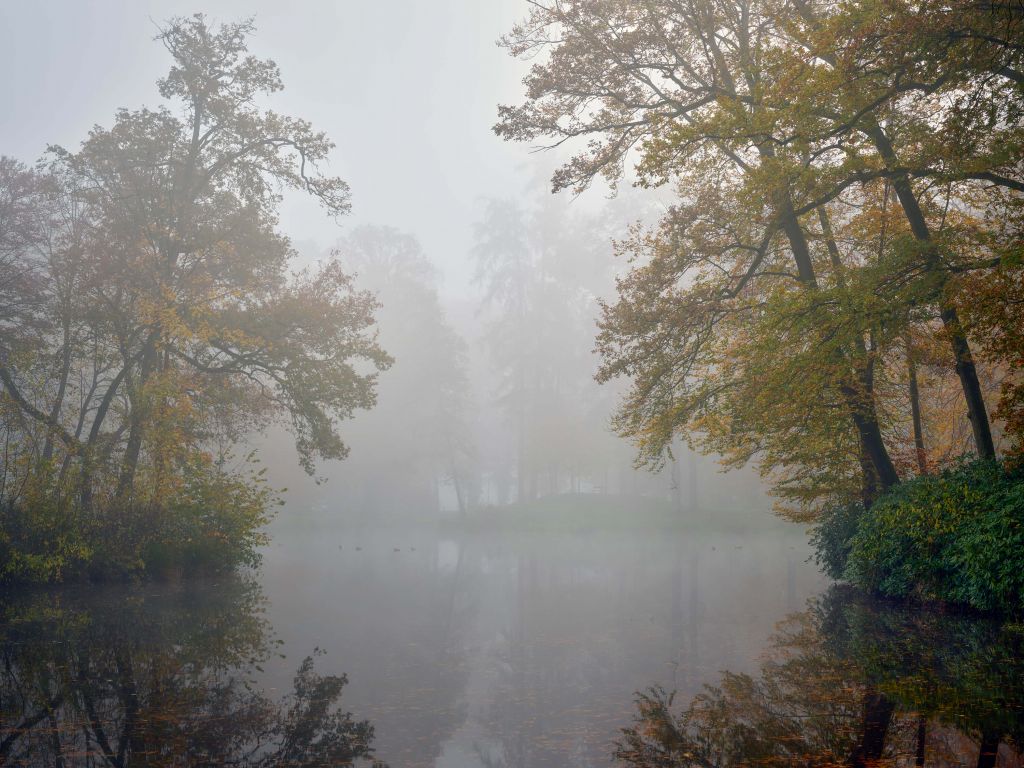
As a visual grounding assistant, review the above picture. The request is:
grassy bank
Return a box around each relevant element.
[812,459,1024,614]
[442,493,795,535]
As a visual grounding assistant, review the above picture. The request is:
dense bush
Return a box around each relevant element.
[809,501,864,580]
[0,458,277,585]
[813,460,1024,613]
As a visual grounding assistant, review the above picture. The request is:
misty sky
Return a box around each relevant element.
[0,0,550,296]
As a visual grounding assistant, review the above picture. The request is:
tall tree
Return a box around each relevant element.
[497,0,901,507]
[496,0,1023,511]
[0,16,388,578]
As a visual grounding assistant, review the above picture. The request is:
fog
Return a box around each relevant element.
[1,1,765,520]
[5,2,1016,766]
[1,1,530,296]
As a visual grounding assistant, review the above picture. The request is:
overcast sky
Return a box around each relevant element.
[0,0,558,295]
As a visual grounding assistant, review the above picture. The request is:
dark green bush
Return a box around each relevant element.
[809,501,864,579]
[840,460,1024,613]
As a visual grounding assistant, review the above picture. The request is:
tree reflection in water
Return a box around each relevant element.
[0,580,385,766]
[615,586,1024,768]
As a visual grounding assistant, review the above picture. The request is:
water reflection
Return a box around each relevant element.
[260,527,825,766]
[0,581,384,766]
[615,586,1024,767]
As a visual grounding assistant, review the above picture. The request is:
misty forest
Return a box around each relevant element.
[1,2,1023,766]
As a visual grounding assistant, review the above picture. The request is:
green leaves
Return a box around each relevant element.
[840,459,1024,613]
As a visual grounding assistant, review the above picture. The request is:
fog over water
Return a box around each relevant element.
[255,525,825,766]
[1,1,699,508]
[3,3,1022,767]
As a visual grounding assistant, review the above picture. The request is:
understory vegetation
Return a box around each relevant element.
[0,454,275,583]
[813,459,1024,613]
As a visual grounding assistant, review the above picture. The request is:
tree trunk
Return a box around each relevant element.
[450,457,466,518]
[42,318,74,463]
[858,445,879,508]
[819,206,901,495]
[116,336,158,503]
[687,450,698,512]
[866,124,996,460]
[669,437,684,513]
[976,731,1000,768]
[781,201,900,492]
[848,399,900,493]
[849,689,895,767]
[907,336,928,475]
[78,360,133,512]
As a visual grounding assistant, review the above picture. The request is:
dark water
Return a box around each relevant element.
[2,520,1022,766]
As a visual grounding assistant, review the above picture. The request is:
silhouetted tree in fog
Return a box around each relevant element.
[327,226,476,516]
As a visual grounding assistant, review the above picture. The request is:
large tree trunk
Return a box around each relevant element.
[857,448,879,508]
[849,689,895,767]
[116,336,158,503]
[780,200,900,494]
[78,360,133,512]
[116,407,145,503]
[848,401,900,495]
[819,206,901,496]
[866,124,996,460]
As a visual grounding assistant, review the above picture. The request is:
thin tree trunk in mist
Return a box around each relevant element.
[116,333,159,502]
[907,337,928,475]
[516,370,530,504]
[42,317,73,463]
[451,467,466,518]
[687,451,698,513]
[670,437,683,513]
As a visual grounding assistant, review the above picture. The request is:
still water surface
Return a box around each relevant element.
[3,516,1022,766]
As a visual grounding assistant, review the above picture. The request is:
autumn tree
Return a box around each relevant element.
[497,0,897,509]
[0,16,388,581]
[496,0,1023,513]
[774,0,1023,461]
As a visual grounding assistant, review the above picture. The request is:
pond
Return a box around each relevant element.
[2,515,1022,766]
